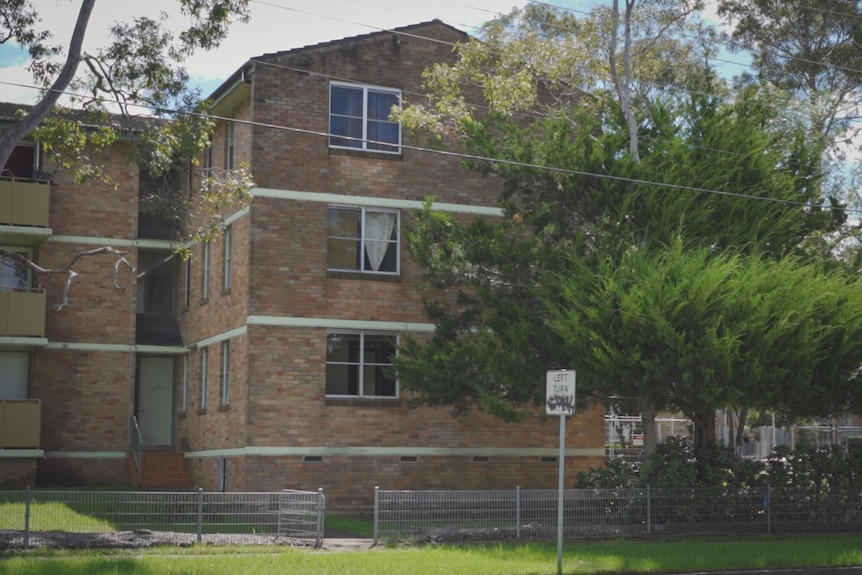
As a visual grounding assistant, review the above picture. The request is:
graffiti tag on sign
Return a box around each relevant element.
[545,370,575,415]
[546,393,574,413]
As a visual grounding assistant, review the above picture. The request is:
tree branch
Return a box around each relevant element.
[0,246,135,311]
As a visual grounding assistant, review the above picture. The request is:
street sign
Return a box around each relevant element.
[545,370,575,416]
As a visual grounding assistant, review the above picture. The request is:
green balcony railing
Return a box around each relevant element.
[0,178,50,228]
[0,289,46,337]
[0,399,41,449]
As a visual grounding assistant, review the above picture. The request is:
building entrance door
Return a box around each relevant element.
[137,357,174,448]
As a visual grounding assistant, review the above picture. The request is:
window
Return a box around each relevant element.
[226,121,235,170]
[325,332,397,397]
[200,347,209,410]
[223,226,233,291]
[2,144,36,179]
[204,139,213,175]
[136,252,174,314]
[183,257,191,308]
[220,340,230,405]
[330,83,400,153]
[1,249,31,291]
[181,354,189,412]
[0,352,28,399]
[202,242,211,300]
[327,207,398,274]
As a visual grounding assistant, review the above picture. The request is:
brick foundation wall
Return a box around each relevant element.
[36,457,128,487]
[237,453,604,510]
[0,460,38,487]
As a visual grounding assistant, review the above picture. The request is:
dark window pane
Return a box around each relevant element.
[330,117,363,147]
[331,86,363,116]
[367,121,399,149]
[367,91,398,120]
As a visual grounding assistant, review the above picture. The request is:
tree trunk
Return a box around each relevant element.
[691,409,717,454]
[0,0,96,168]
[734,407,749,451]
[608,0,640,161]
[641,404,658,459]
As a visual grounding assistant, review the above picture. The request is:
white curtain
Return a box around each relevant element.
[364,212,396,271]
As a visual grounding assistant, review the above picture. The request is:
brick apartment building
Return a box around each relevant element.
[0,20,604,507]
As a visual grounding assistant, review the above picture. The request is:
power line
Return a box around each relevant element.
[1,78,856,215]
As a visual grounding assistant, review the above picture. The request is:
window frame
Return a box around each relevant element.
[200,347,209,411]
[327,206,400,275]
[220,340,230,406]
[223,226,233,291]
[325,331,398,399]
[226,121,235,171]
[329,82,401,154]
[183,257,191,309]
[202,241,211,301]
[181,354,189,413]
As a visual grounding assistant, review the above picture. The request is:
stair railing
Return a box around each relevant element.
[128,415,143,480]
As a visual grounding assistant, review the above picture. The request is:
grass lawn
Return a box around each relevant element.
[1,534,861,575]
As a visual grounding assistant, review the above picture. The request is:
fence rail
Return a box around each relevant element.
[0,488,325,549]
[373,486,862,544]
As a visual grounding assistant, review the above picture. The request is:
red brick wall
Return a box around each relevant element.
[0,460,37,487]
[249,23,500,207]
[240,453,604,510]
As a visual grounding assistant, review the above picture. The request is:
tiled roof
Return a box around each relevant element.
[251,19,465,63]
[0,102,164,133]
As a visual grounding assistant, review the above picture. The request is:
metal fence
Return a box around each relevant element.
[373,486,862,544]
[0,488,325,549]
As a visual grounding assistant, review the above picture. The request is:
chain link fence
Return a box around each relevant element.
[0,488,324,549]
[373,486,862,544]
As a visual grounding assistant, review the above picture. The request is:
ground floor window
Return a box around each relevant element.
[325,332,397,397]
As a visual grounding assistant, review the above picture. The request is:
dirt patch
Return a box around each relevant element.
[0,529,318,550]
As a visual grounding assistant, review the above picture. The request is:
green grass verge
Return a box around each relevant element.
[325,514,374,537]
[1,534,861,575]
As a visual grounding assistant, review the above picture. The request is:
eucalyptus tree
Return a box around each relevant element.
[0,0,254,299]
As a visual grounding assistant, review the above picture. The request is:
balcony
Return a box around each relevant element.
[0,178,52,247]
[0,178,50,228]
[0,289,46,338]
[0,399,41,449]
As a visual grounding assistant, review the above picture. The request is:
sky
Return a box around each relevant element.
[0,0,740,107]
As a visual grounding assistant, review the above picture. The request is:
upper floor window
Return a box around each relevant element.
[330,83,401,154]
[202,241,211,300]
[183,257,191,308]
[220,340,231,406]
[200,346,209,410]
[327,206,398,274]
[1,144,38,180]
[1,248,31,291]
[226,121,235,171]
[223,226,233,291]
[325,332,397,398]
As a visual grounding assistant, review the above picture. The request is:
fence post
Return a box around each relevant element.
[646,485,651,535]
[373,486,379,546]
[765,484,771,534]
[24,485,31,547]
[515,485,521,539]
[317,488,325,548]
[196,488,204,544]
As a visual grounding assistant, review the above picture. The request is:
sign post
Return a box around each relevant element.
[546,369,575,575]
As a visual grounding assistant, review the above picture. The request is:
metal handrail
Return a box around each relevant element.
[128,416,143,479]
